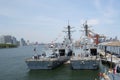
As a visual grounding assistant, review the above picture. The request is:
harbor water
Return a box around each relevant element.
[0,45,106,80]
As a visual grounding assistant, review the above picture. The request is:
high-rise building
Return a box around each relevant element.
[0,35,12,44]
[4,35,12,44]
[0,35,18,45]
[0,35,28,46]
[20,38,27,46]
[0,35,5,43]
[11,37,17,45]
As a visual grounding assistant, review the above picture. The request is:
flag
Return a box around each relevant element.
[113,65,117,74]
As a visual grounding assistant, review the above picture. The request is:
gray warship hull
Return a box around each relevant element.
[70,21,101,70]
[70,57,100,69]
[25,57,68,70]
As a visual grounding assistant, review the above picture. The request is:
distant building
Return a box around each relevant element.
[20,38,27,46]
[26,40,30,45]
[11,37,17,45]
[0,35,18,45]
[0,35,5,43]
[4,35,12,44]
[0,35,12,44]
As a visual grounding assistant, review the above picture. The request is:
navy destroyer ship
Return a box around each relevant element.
[25,25,73,70]
[70,21,100,69]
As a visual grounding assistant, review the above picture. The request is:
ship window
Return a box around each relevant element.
[90,48,97,55]
[59,49,65,56]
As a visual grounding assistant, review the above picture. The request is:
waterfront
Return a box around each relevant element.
[0,45,105,80]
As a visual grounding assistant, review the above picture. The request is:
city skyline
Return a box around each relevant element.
[0,0,120,43]
[0,35,28,46]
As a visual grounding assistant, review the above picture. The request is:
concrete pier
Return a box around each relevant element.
[98,41,120,67]
[99,50,120,68]
[98,41,120,80]
[98,41,120,57]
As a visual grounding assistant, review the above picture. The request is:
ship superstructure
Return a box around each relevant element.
[70,21,100,69]
[25,24,73,70]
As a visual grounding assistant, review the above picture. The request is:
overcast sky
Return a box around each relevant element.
[0,0,120,43]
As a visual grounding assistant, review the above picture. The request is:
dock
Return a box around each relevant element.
[98,41,120,57]
[98,41,120,80]
[98,41,120,67]
[99,49,120,68]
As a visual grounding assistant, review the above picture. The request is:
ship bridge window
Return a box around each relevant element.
[59,49,65,56]
[90,48,97,55]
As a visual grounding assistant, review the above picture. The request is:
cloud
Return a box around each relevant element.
[87,19,99,25]
[80,19,99,26]
[93,0,118,24]
[94,0,101,11]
